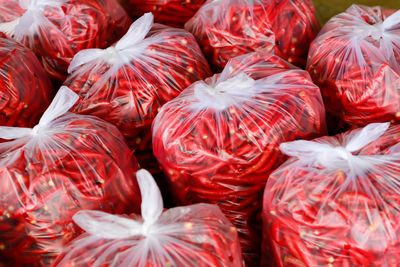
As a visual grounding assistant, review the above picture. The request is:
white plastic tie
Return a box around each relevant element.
[68,12,154,73]
[73,169,164,239]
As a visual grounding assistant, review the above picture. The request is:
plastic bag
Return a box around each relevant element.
[54,169,243,267]
[0,87,141,266]
[0,35,53,128]
[185,0,320,71]
[152,52,327,265]
[118,0,205,28]
[0,0,131,81]
[307,5,400,133]
[262,122,400,266]
[64,13,211,176]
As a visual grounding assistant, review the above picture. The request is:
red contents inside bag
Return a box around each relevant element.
[0,0,131,81]
[152,52,326,265]
[64,13,211,181]
[0,36,53,127]
[307,5,400,133]
[118,0,206,28]
[0,88,141,266]
[185,0,320,71]
[263,122,400,266]
[54,170,244,267]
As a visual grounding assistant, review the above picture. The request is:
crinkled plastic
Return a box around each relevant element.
[262,122,400,266]
[54,169,243,267]
[64,13,211,176]
[0,87,141,266]
[152,52,327,265]
[118,0,205,28]
[307,5,400,133]
[185,0,320,71]
[0,35,53,128]
[0,0,131,81]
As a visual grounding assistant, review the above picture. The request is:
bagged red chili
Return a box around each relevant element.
[262,122,400,266]
[152,52,326,265]
[307,5,400,133]
[64,12,210,176]
[118,0,205,28]
[185,0,320,71]
[0,0,131,81]
[0,35,53,128]
[0,87,141,266]
[54,169,243,267]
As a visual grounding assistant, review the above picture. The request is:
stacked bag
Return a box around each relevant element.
[0,0,400,266]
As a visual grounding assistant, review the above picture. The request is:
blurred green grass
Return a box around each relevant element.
[313,0,400,24]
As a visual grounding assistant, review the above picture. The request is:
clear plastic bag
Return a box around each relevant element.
[118,0,205,28]
[54,169,243,267]
[307,5,400,132]
[0,0,131,81]
[0,87,141,266]
[185,0,320,71]
[263,122,400,266]
[0,35,53,128]
[64,13,211,176]
[152,52,327,265]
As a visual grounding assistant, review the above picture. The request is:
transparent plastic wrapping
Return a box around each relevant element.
[0,0,132,81]
[185,0,320,71]
[118,0,205,28]
[64,13,211,178]
[307,5,400,132]
[54,169,243,267]
[0,35,53,127]
[263,122,400,266]
[152,52,326,265]
[0,87,141,266]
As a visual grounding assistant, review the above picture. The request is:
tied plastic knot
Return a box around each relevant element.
[73,169,163,239]
[0,0,64,41]
[280,122,391,171]
[68,13,154,73]
[193,73,256,110]
[369,22,385,40]
[0,86,79,140]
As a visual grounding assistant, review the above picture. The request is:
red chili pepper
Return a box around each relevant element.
[0,0,131,81]
[185,0,320,72]
[307,5,400,133]
[118,0,206,28]
[0,36,53,129]
[263,123,400,266]
[64,17,211,184]
[152,52,327,265]
[0,112,141,266]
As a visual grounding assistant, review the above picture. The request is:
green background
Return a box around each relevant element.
[313,0,400,23]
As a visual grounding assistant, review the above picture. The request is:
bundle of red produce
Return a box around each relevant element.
[0,87,141,266]
[54,169,243,267]
[118,0,205,28]
[65,13,211,174]
[0,0,131,81]
[152,52,326,265]
[0,35,53,128]
[307,5,400,133]
[262,122,400,266]
[185,0,320,71]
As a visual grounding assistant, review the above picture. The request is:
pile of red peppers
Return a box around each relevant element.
[263,122,400,267]
[0,36,53,128]
[0,0,131,81]
[54,170,244,267]
[0,88,141,266]
[118,0,206,27]
[308,5,400,132]
[185,0,320,71]
[152,52,326,265]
